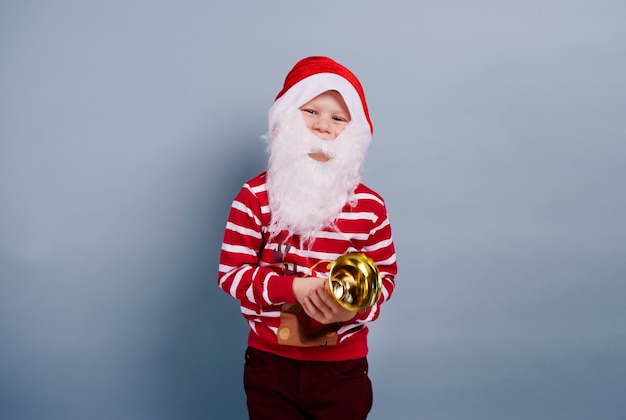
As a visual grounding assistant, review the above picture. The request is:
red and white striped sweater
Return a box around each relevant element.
[218,172,397,361]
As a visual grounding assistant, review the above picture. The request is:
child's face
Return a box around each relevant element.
[299,90,351,142]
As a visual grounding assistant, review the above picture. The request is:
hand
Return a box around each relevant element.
[293,276,326,305]
[294,277,357,324]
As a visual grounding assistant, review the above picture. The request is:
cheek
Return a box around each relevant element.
[301,117,315,131]
[332,126,347,138]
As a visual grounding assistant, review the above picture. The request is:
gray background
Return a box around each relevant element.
[1,1,625,419]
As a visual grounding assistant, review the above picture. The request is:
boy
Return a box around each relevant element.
[218,56,398,419]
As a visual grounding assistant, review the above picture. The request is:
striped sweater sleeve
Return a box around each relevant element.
[345,191,397,329]
[217,180,297,307]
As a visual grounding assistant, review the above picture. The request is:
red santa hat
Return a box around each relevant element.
[268,56,373,135]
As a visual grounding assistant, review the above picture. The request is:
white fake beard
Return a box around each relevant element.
[265,109,371,243]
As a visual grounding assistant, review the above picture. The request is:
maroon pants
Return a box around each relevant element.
[243,346,373,420]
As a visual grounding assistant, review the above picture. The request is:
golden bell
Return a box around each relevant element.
[326,252,382,312]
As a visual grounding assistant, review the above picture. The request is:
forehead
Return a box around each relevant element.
[301,90,350,112]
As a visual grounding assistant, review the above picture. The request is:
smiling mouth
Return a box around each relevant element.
[308,151,331,162]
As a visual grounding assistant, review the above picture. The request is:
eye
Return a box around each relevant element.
[300,108,317,115]
[332,116,348,123]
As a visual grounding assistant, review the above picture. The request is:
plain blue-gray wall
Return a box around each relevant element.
[1,1,625,419]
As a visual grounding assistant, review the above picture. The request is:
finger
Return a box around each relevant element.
[308,287,334,314]
[315,286,338,308]
[302,296,327,323]
[306,287,340,322]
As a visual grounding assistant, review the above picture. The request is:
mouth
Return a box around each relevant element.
[308,151,331,162]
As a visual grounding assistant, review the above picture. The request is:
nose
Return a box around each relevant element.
[312,116,333,138]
